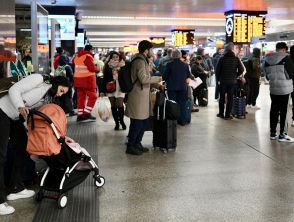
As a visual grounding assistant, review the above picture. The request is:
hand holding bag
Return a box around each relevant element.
[97,98,110,122]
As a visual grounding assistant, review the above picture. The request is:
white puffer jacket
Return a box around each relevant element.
[0,74,51,120]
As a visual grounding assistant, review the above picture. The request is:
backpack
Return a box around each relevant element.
[54,65,68,77]
[118,57,144,93]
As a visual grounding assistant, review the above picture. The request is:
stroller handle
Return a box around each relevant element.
[28,109,62,141]
[29,109,53,124]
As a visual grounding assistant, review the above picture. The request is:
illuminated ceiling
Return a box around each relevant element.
[14,0,294,47]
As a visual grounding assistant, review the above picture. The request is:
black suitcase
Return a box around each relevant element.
[198,88,208,107]
[153,119,177,151]
[232,96,246,118]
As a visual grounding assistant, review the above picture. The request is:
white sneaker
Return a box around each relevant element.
[291,121,294,127]
[251,105,260,110]
[0,202,15,215]
[7,189,35,201]
[278,134,294,143]
[246,105,252,108]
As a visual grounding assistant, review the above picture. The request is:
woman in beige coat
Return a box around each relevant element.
[125,40,161,155]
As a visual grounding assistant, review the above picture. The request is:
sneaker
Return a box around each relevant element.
[216,113,224,118]
[246,105,252,108]
[126,144,143,155]
[0,202,15,215]
[77,115,86,122]
[270,133,278,140]
[77,114,96,123]
[7,189,35,201]
[84,114,96,121]
[278,134,294,143]
[224,115,233,120]
[136,143,149,152]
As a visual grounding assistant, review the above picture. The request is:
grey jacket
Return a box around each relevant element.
[264,52,294,95]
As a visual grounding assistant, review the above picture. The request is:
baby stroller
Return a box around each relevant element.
[26,104,105,208]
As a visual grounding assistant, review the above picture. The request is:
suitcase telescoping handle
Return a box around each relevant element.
[157,91,168,121]
[28,109,62,141]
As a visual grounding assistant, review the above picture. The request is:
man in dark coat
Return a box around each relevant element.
[216,42,244,119]
[163,49,191,125]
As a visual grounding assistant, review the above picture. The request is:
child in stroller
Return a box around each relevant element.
[26,104,105,208]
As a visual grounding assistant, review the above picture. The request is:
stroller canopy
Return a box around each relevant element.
[27,104,67,156]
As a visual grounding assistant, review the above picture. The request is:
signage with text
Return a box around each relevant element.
[171,30,194,47]
[225,10,267,44]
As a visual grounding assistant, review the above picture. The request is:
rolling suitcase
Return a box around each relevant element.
[198,88,208,107]
[231,96,246,118]
[153,92,177,152]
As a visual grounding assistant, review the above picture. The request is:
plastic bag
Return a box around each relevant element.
[97,98,110,122]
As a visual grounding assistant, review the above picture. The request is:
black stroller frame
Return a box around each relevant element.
[29,110,105,208]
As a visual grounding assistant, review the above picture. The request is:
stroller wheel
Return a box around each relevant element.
[57,194,68,208]
[94,176,105,188]
[35,190,44,202]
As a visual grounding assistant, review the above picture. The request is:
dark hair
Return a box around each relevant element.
[56,47,63,54]
[84,44,93,51]
[196,55,203,60]
[138,40,153,54]
[181,50,187,57]
[48,76,71,97]
[252,48,261,58]
[276,42,288,51]
[108,51,120,60]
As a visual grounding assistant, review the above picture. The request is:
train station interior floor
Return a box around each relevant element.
[3,83,294,222]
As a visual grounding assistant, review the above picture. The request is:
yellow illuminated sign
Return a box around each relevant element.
[172,31,194,47]
[226,11,266,44]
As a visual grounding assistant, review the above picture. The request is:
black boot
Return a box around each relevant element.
[118,107,126,130]
[111,107,119,130]
[126,144,143,155]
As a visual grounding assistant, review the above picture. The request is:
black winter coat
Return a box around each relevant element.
[216,50,244,84]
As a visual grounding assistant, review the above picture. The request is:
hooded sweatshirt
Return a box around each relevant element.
[264,52,294,95]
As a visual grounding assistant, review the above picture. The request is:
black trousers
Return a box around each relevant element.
[219,83,235,117]
[0,109,28,204]
[270,94,289,135]
[247,78,260,106]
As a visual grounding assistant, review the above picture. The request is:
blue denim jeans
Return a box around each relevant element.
[128,118,149,145]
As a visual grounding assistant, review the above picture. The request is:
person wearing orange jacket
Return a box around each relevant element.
[73,45,99,122]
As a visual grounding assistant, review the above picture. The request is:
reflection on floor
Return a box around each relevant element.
[3,84,294,222]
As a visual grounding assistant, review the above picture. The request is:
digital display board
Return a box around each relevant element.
[150,37,165,48]
[225,10,267,44]
[171,30,194,47]
[48,15,75,40]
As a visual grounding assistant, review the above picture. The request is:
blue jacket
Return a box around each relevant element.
[163,58,190,91]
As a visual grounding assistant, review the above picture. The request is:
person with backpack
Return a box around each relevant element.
[245,48,262,109]
[54,47,65,70]
[264,42,294,142]
[0,74,71,215]
[125,40,161,155]
[102,51,127,130]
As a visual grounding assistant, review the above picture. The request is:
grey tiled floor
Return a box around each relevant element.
[3,84,294,222]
